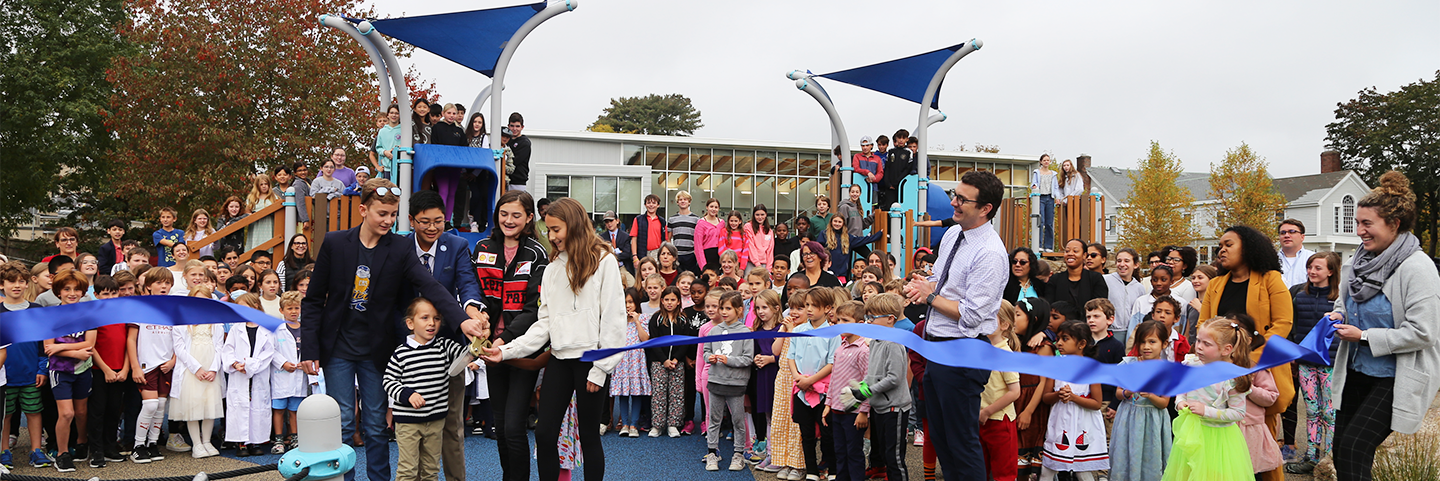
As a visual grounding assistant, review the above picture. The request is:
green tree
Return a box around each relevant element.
[1119,141,1198,255]
[1208,143,1289,241]
[0,0,131,239]
[1325,71,1440,254]
[588,93,703,136]
[105,0,425,221]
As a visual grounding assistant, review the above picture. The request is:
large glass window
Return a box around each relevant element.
[619,178,641,214]
[623,143,644,166]
[645,146,668,170]
[596,177,618,213]
[571,176,595,212]
[546,176,569,201]
[713,149,735,173]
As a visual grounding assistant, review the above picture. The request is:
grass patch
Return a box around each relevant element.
[1374,431,1440,481]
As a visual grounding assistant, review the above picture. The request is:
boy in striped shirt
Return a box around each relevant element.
[384,298,470,481]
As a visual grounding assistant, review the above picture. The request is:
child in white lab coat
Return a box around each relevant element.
[270,291,313,454]
[223,293,276,457]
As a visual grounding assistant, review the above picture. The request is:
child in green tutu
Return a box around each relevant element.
[1162,317,1258,480]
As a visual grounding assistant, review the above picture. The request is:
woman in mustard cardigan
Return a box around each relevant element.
[1202,225,1294,481]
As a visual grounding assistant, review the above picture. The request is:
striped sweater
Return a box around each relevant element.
[384,336,469,423]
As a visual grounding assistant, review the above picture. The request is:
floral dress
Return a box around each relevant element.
[609,318,651,396]
[766,338,805,470]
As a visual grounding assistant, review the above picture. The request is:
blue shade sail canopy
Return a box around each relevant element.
[356,2,547,77]
[818,43,967,109]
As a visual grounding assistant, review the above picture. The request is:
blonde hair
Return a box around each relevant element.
[1201,316,1257,392]
[676,191,692,203]
[997,299,1020,350]
[246,173,278,210]
[864,292,905,320]
[746,266,770,282]
[754,289,782,329]
[234,292,262,310]
[836,300,865,322]
[279,290,303,308]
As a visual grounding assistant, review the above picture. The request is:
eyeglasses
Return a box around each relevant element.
[1166,257,1184,263]
[864,314,893,323]
[413,219,445,229]
[1012,259,1029,266]
[949,190,981,207]
[1280,229,1302,236]
[58,238,77,243]
[370,186,402,197]
[81,260,99,265]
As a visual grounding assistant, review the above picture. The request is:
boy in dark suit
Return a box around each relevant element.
[300,179,488,481]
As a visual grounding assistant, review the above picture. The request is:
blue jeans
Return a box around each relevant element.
[1039,195,1055,250]
[617,395,643,427]
[325,357,389,481]
[924,360,990,481]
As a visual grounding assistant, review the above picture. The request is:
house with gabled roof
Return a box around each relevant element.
[1085,151,1368,264]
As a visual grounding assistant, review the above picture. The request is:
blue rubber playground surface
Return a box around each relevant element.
[222,429,757,481]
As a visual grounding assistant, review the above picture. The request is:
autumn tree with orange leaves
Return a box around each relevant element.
[105,0,436,218]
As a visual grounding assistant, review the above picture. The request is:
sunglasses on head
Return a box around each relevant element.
[371,186,403,197]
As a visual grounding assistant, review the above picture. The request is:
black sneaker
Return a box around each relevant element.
[236,444,250,457]
[104,445,125,463]
[73,443,88,461]
[89,453,107,469]
[54,452,75,473]
[147,443,165,461]
[128,448,151,464]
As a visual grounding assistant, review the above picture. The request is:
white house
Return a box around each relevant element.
[1086,152,1368,264]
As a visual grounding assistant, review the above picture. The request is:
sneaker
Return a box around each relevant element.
[1284,461,1316,474]
[54,451,75,472]
[627,426,639,437]
[7,435,14,449]
[747,450,765,463]
[89,452,107,468]
[805,474,821,481]
[1280,446,1299,463]
[104,445,125,462]
[31,448,53,467]
[913,429,925,446]
[682,420,695,435]
[786,469,806,481]
[204,444,220,458]
[472,425,484,436]
[704,453,720,471]
[668,427,681,438]
[1018,456,1031,466]
[74,443,88,461]
[250,444,265,456]
[0,450,11,469]
[730,452,746,471]
[128,447,150,464]
[618,427,629,438]
[649,428,661,438]
[599,424,608,435]
[236,443,250,457]
[756,460,782,473]
[272,439,287,455]
[148,443,165,461]
[166,433,191,452]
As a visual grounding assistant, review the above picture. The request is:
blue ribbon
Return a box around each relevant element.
[583,320,1339,398]
[0,296,287,345]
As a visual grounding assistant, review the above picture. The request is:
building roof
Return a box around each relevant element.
[1270,170,1353,204]
[1086,166,1213,204]
[523,129,1040,164]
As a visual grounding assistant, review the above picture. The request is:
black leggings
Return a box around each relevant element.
[793,399,834,474]
[488,363,541,481]
[536,358,605,481]
[1334,370,1394,481]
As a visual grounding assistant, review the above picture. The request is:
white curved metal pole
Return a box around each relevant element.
[468,84,494,127]
[319,15,392,113]
[491,0,577,196]
[924,112,946,130]
[915,39,981,219]
[357,20,413,233]
[793,76,852,204]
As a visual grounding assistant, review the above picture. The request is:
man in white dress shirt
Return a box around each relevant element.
[1277,219,1316,288]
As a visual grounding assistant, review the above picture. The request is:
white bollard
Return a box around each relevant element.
[279,394,355,481]
[284,187,297,249]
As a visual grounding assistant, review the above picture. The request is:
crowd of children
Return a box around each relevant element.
[0,178,1367,481]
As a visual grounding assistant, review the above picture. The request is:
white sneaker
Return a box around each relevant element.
[649,428,661,438]
[729,452,746,471]
[627,426,639,437]
[600,424,608,435]
[668,427,681,438]
[204,444,219,458]
[913,429,925,446]
[786,468,806,481]
[704,453,720,471]
[166,433,191,452]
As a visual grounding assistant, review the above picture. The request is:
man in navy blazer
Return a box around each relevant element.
[404,190,485,481]
[599,210,634,274]
[300,180,487,481]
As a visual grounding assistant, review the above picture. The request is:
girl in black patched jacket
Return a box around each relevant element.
[472,190,548,481]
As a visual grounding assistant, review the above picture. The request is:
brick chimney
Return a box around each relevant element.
[1321,150,1343,173]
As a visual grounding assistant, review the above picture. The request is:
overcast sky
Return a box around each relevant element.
[366,0,1438,178]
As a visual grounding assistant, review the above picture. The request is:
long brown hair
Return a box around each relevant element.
[547,198,609,294]
[1306,251,1342,301]
[489,189,537,242]
[188,208,216,236]
[220,196,249,220]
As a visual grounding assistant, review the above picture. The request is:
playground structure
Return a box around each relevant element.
[193,2,1105,274]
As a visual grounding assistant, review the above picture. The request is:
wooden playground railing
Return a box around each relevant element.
[190,195,368,263]
[1056,194,1104,248]
[997,198,1030,252]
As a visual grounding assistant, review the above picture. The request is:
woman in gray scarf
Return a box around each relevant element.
[1327,171,1440,480]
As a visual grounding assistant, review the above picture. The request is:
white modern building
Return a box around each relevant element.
[1088,152,1369,263]
[521,129,1040,224]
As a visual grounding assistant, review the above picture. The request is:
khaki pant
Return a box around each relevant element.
[442,375,467,481]
[396,419,445,481]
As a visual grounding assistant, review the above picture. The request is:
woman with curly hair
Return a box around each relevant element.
[1202,224,1292,481]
